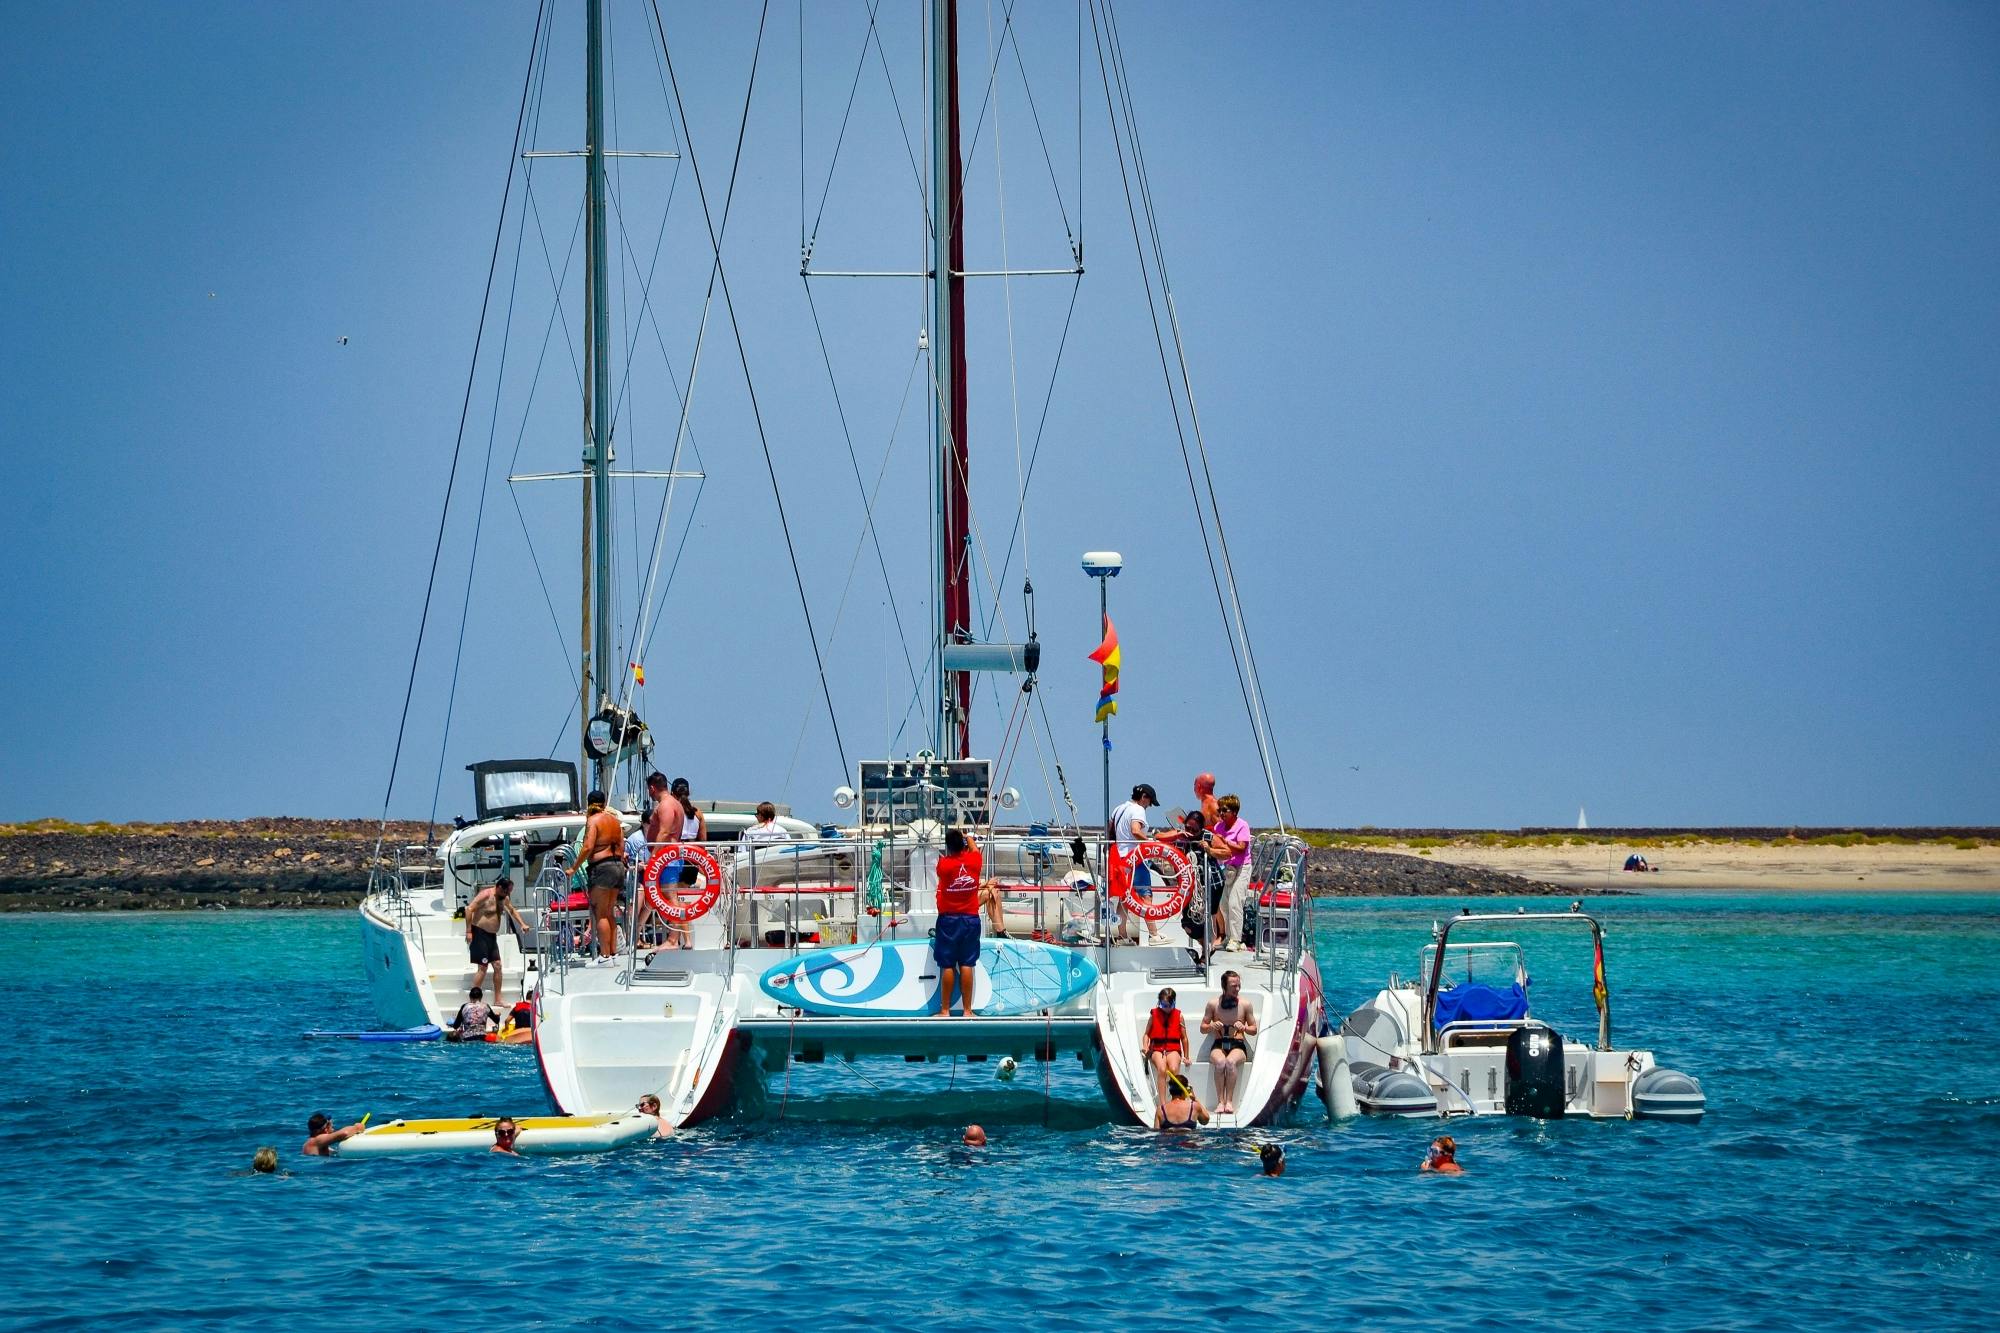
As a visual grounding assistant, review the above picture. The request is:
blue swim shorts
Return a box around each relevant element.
[933,912,982,969]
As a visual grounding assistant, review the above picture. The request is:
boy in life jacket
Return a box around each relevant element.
[1142,987,1188,1108]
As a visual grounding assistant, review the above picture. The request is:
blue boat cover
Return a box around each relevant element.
[1433,982,1527,1029]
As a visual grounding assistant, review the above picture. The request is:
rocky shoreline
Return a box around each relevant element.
[0,819,439,911]
[0,818,1577,911]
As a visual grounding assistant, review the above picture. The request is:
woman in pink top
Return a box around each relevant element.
[1211,793,1253,950]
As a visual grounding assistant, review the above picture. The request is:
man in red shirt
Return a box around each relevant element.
[934,827,984,1017]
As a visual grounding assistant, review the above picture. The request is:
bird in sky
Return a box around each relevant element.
[336,336,349,346]
[207,291,216,299]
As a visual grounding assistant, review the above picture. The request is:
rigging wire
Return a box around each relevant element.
[779,335,927,799]
[375,0,547,851]
[426,78,544,833]
[985,0,1031,587]
[504,203,586,698]
[1101,0,1295,825]
[649,0,851,779]
[800,282,923,696]
[616,0,749,717]
[1086,0,1291,828]
[498,11,584,728]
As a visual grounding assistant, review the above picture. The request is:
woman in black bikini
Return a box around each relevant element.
[1153,1071,1210,1130]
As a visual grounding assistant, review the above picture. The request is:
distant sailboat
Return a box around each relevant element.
[1577,806,1589,830]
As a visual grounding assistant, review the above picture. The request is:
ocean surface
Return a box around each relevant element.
[7,892,1997,1331]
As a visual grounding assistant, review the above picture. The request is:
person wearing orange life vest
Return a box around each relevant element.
[1142,986,1188,1107]
[933,828,984,1017]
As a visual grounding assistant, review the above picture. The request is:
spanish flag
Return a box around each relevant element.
[1088,616,1120,722]
[630,661,646,687]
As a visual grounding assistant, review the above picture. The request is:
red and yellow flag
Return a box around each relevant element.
[630,661,646,687]
[1592,932,1609,1013]
[1088,616,1120,722]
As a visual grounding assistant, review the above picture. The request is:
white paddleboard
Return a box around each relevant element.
[758,935,1099,1017]
[336,1113,657,1157]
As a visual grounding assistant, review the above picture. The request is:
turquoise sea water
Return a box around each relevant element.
[7,893,1997,1331]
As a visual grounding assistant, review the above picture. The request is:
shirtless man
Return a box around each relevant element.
[302,1111,367,1156]
[578,789,628,958]
[465,877,531,1000]
[1201,971,1258,1116]
[642,772,676,846]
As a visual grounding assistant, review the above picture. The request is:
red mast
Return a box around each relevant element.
[934,0,972,758]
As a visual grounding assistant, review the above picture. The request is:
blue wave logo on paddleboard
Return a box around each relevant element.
[759,939,1099,1018]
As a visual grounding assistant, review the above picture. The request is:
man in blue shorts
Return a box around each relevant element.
[933,827,984,1017]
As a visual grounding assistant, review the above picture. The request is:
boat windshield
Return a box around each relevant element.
[1421,941,1527,991]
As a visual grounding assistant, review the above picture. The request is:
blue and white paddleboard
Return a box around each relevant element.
[758,937,1099,1017]
[302,1025,443,1042]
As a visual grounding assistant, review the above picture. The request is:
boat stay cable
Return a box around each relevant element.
[1088,0,1292,829]
[614,2,770,748]
[798,281,924,701]
[650,0,851,780]
[503,24,586,710]
[427,100,542,836]
[375,0,548,857]
[778,336,927,801]
[802,0,933,253]
[1102,1,1294,825]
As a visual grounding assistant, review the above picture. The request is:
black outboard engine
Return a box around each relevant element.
[1504,1023,1566,1118]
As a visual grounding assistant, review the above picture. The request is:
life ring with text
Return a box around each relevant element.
[1124,841,1193,922]
[642,843,724,922]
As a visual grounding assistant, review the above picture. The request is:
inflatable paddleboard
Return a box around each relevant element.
[302,1025,443,1042]
[758,936,1099,1017]
[336,1113,657,1157]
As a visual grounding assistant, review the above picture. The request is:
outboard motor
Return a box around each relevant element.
[1504,1023,1566,1118]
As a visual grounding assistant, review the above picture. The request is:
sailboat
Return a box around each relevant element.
[362,0,1321,1129]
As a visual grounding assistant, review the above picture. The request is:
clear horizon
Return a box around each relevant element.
[2,3,1994,829]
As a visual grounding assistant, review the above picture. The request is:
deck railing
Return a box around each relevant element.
[529,827,1314,994]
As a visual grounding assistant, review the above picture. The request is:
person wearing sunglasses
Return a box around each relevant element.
[636,1094,673,1138]
[491,1117,521,1156]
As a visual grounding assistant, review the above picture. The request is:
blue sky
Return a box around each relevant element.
[2,2,1994,828]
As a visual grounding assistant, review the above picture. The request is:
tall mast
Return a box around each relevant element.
[931,0,971,758]
[581,0,615,791]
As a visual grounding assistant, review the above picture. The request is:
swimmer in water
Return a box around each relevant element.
[1259,1143,1286,1177]
[636,1094,673,1138]
[1153,1072,1211,1131]
[962,1124,988,1147]
[231,1147,288,1177]
[1422,1135,1462,1174]
[302,1112,368,1156]
[491,1117,521,1155]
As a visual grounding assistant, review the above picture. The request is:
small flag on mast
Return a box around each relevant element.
[1592,932,1608,1014]
[630,662,646,687]
[1088,616,1120,722]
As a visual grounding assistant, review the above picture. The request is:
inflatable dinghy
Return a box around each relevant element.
[302,1025,443,1042]
[336,1113,657,1157]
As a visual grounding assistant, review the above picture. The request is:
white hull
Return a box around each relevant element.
[360,891,532,1029]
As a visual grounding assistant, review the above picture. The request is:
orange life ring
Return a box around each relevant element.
[1125,840,1193,922]
[642,843,724,922]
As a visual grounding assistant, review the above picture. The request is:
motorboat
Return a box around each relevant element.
[1338,912,1705,1122]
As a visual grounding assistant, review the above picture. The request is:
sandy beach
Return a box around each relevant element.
[1346,840,2000,892]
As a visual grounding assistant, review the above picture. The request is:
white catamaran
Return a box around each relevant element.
[360,0,1323,1129]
